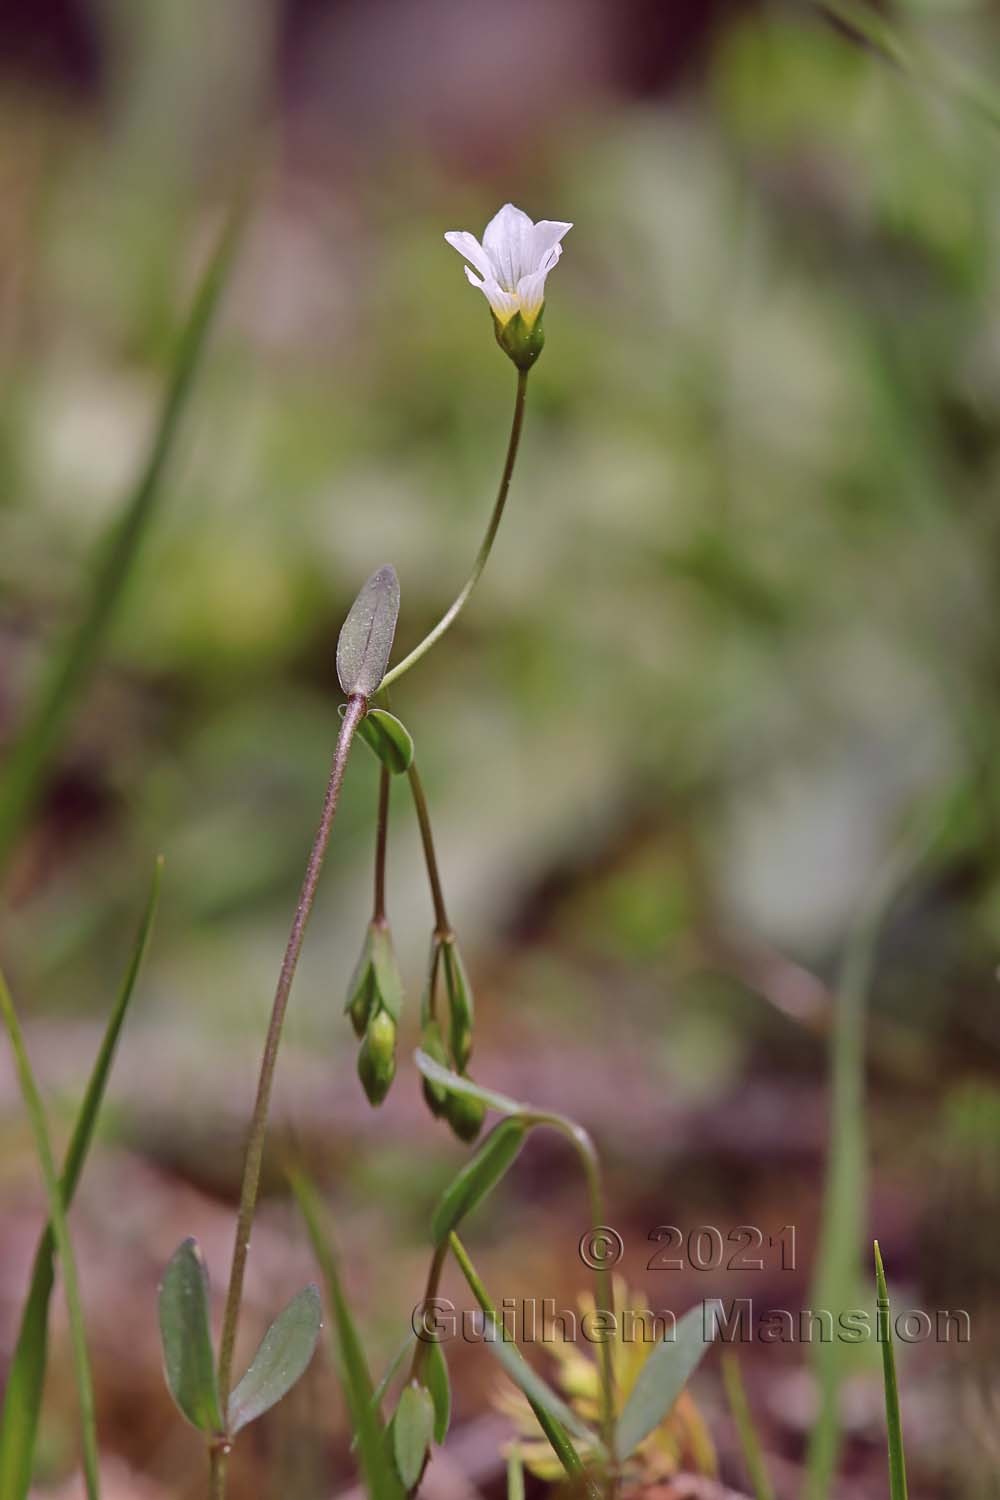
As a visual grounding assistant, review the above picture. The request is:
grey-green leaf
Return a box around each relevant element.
[337,566,400,698]
[227,1285,322,1436]
[425,1341,451,1445]
[392,1383,435,1490]
[615,1305,712,1458]
[158,1239,224,1436]
[430,1117,527,1246]
[357,709,414,775]
[414,1050,523,1117]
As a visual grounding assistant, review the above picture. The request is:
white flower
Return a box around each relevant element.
[445,204,572,331]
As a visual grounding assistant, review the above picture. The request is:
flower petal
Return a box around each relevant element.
[482,203,536,289]
[463,267,518,325]
[444,230,494,282]
[531,220,572,266]
[515,266,552,327]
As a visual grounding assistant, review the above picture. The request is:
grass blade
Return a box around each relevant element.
[506,1445,525,1500]
[291,1172,404,1500]
[0,191,247,875]
[804,828,932,1498]
[0,859,160,1497]
[0,967,101,1499]
[720,1353,775,1500]
[448,1233,602,1500]
[874,1242,909,1500]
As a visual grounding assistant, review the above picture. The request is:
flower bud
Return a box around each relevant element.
[358,1008,397,1106]
[419,1019,450,1120]
[444,1087,486,1144]
[442,939,474,1072]
[345,920,403,1039]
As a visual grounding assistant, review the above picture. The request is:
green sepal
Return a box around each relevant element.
[419,1019,451,1119]
[492,308,545,371]
[442,939,474,1071]
[356,708,414,775]
[370,922,404,1022]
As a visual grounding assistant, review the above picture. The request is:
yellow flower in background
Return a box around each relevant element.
[495,1279,717,1489]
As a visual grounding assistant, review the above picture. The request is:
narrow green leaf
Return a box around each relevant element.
[357,709,414,775]
[448,1233,598,1499]
[615,1305,712,1458]
[158,1239,224,1436]
[392,1383,434,1490]
[337,566,401,699]
[291,1172,405,1500]
[430,1117,527,1246]
[483,1323,604,1455]
[874,1242,909,1500]
[227,1284,322,1436]
[414,1049,522,1116]
[425,1341,451,1445]
[351,1334,416,1452]
[720,1352,776,1500]
[0,193,246,875]
[0,968,101,1499]
[0,861,161,1498]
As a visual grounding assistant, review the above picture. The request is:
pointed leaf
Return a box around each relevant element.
[874,1241,909,1500]
[392,1382,434,1490]
[430,1117,527,1246]
[357,709,414,775]
[425,1341,451,1445]
[414,1050,522,1116]
[615,1305,712,1458]
[0,860,161,1498]
[158,1239,224,1436]
[291,1173,405,1500]
[337,566,400,698]
[227,1285,322,1435]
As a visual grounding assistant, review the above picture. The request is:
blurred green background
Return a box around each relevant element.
[1,1,999,1496]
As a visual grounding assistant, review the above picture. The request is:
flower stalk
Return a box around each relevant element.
[214,691,367,1492]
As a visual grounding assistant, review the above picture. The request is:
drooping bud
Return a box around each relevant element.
[419,1018,450,1120]
[442,938,474,1072]
[444,1088,487,1144]
[358,1007,397,1106]
[345,920,404,1040]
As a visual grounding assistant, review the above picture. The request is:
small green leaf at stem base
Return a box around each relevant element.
[227,1285,322,1436]
[392,1382,435,1490]
[355,708,414,775]
[337,566,401,698]
[158,1239,225,1437]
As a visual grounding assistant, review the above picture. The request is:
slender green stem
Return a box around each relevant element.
[0,968,101,1500]
[0,195,247,875]
[381,368,529,690]
[408,1242,449,1385]
[720,1352,776,1500]
[448,1233,599,1499]
[209,1445,227,1500]
[524,1113,617,1482]
[406,762,451,936]
[373,768,390,923]
[216,694,366,1440]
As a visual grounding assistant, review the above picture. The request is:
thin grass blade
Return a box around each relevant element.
[0,859,161,1497]
[720,1352,775,1500]
[291,1172,404,1500]
[0,968,101,1499]
[0,190,247,874]
[874,1241,909,1500]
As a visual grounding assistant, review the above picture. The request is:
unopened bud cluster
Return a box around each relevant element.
[346,919,402,1106]
[419,934,485,1142]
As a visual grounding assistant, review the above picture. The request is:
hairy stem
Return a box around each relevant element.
[216,693,366,1437]
[381,368,529,689]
